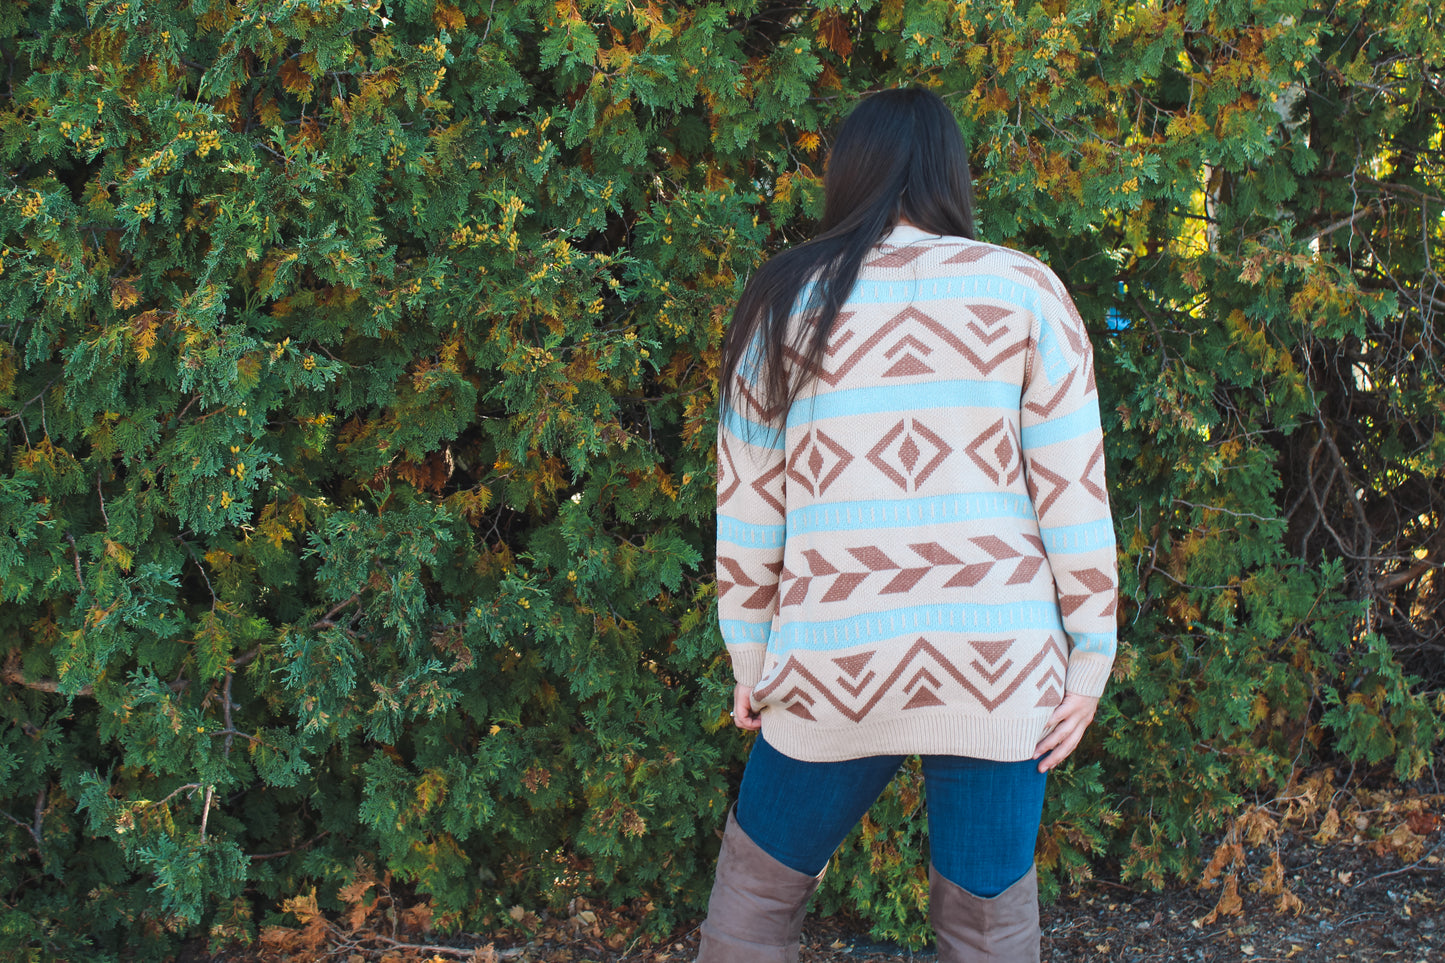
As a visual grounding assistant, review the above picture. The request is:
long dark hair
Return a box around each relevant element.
[718,86,977,428]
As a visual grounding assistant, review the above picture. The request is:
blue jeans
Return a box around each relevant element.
[736,735,1047,897]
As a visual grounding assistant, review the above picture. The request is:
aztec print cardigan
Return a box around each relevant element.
[716,223,1119,763]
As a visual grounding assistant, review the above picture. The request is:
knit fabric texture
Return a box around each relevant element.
[716,224,1119,763]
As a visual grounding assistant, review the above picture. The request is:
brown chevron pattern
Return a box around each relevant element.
[1025,460,1070,518]
[717,555,783,610]
[1058,565,1117,620]
[753,634,1068,720]
[777,536,1049,606]
[716,431,741,507]
[1080,441,1107,503]
[784,305,1029,388]
[1024,369,1077,419]
[940,244,994,265]
[882,333,936,377]
[750,461,786,515]
[732,373,786,426]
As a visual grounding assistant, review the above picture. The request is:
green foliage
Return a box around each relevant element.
[1,0,1442,956]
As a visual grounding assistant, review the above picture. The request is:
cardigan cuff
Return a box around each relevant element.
[728,645,767,689]
[1064,650,1115,700]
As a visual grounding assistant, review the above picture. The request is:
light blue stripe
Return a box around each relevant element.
[727,619,1115,654]
[720,405,784,450]
[720,619,770,646]
[1039,518,1117,554]
[789,379,1020,426]
[1020,398,1101,449]
[717,517,786,549]
[801,274,1046,312]
[770,602,1067,654]
[1068,632,1116,654]
[787,493,1038,535]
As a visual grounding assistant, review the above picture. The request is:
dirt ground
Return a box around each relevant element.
[482,830,1443,963]
[468,827,1439,954]
[238,781,1443,963]
[816,830,1443,963]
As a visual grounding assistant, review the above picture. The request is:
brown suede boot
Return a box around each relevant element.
[928,862,1041,963]
[696,807,826,963]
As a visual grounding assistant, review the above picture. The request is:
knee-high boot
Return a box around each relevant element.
[928,862,1041,963]
[696,807,825,963]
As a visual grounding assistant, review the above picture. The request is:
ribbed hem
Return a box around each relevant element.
[728,645,767,688]
[1064,651,1114,699]
[758,710,1054,763]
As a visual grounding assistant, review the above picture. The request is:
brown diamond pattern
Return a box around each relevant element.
[787,428,854,497]
[964,418,1022,486]
[867,418,954,491]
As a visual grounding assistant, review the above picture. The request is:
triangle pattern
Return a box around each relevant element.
[882,353,935,377]
[903,687,947,710]
[969,639,1014,664]
[832,652,874,679]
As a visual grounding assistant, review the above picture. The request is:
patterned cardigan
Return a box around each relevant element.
[715,223,1119,763]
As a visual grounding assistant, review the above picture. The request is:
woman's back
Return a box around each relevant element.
[717,223,1116,763]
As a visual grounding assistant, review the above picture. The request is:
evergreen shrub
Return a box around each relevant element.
[1,0,1441,955]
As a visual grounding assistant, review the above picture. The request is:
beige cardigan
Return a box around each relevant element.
[716,224,1118,762]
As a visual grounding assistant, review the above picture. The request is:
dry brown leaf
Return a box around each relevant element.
[1242,807,1280,845]
[259,925,302,949]
[1313,807,1340,844]
[1277,888,1305,915]
[280,888,321,924]
[1406,810,1441,835]
[816,10,854,57]
[1201,839,1243,886]
[1251,850,1286,897]
[338,878,377,933]
[1373,822,1427,861]
[1200,873,1244,925]
[402,901,435,933]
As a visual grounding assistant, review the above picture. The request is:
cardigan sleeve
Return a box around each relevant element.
[715,363,786,688]
[1019,270,1119,699]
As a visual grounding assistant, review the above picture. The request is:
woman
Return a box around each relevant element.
[703,87,1118,963]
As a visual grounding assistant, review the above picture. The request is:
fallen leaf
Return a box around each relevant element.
[1200,874,1244,925]
[1406,810,1441,835]
[1313,807,1340,844]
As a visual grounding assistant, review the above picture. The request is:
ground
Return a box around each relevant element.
[483,831,1442,963]
[238,782,1443,963]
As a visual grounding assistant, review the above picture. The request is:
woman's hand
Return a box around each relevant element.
[1033,692,1099,773]
[732,684,763,730]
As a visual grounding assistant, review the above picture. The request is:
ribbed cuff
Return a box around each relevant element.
[1064,650,1114,699]
[728,645,767,688]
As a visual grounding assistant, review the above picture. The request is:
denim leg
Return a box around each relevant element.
[736,735,904,876]
[920,755,1048,897]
